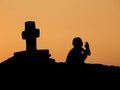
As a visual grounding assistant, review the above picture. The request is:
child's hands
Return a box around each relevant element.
[85,42,89,48]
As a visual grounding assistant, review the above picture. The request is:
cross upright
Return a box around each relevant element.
[22,21,40,52]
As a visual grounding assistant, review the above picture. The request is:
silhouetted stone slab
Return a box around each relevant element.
[14,50,50,58]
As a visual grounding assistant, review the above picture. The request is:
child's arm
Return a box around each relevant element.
[84,42,91,56]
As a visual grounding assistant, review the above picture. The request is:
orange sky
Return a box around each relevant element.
[0,0,120,66]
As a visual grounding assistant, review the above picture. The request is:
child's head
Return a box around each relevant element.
[72,37,83,47]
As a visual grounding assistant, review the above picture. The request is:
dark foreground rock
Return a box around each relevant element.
[1,63,120,89]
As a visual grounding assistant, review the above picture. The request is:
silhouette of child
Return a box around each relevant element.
[66,37,91,64]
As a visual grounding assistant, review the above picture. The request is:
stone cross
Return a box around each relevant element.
[22,21,40,52]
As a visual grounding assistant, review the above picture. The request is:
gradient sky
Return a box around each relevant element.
[0,0,120,66]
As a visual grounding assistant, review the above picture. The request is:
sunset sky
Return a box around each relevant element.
[0,0,120,66]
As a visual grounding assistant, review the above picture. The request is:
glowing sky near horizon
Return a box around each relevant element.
[0,0,120,66]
